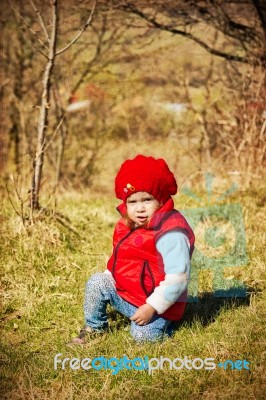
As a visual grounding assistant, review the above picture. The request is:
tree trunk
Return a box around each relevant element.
[55,119,67,187]
[31,0,58,211]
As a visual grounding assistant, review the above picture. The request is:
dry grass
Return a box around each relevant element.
[0,186,265,399]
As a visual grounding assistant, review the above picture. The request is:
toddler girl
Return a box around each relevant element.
[71,155,195,343]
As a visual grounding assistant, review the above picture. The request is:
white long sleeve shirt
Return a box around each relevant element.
[146,230,190,314]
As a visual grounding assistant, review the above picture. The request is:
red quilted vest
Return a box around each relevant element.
[107,198,195,320]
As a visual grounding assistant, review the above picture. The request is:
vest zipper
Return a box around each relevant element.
[112,230,135,279]
[140,260,155,297]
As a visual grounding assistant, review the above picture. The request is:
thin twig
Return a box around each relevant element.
[56,0,97,56]
[5,181,21,218]
[29,0,50,42]
[42,114,66,154]
[12,177,29,226]
[9,1,49,56]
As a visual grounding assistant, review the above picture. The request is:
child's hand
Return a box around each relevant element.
[130,304,156,325]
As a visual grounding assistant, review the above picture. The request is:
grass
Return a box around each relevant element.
[0,188,265,399]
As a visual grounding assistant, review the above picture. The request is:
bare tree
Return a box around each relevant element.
[30,0,58,211]
[113,0,266,67]
[3,0,131,207]
[29,0,97,212]
[7,0,97,213]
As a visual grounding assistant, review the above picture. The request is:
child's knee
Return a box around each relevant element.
[86,272,113,291]
[130,325,164,343]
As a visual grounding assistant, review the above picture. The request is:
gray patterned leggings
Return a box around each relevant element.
[84,272,173,342]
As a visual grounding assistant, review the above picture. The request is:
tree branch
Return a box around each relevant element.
[122,4,250,64]
[42,114,65,154]
[55,0,97,56]
[29,0,50,42]
[188,0,259,44]
[9,1,49,57]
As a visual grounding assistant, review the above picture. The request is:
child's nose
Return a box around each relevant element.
[136,201,145,211]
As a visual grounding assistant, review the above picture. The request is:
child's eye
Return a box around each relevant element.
[144,198,152,202]
[127,200,136,204]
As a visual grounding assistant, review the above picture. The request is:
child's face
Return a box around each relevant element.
[126,191,161,227]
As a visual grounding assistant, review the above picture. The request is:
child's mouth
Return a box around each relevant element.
[137,216,147,223]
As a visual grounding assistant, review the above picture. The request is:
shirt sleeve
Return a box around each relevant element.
[146,230,190,314]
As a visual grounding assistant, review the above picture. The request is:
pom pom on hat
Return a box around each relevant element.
[115,155,177,204]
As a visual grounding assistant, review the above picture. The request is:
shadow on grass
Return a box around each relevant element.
[107,287,257,332]
[178,288,254,328]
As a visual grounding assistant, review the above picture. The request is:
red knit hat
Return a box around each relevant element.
[115,155,177,204]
